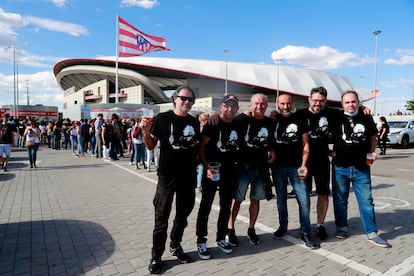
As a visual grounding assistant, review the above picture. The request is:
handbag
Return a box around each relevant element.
[26,139,35,148]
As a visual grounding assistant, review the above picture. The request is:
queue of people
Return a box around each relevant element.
[139,86,391,274]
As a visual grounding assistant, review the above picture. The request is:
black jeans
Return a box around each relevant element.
[152,174,196,259]
[196,164,237,243]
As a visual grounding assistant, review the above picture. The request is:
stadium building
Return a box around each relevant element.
[53,56,372,119]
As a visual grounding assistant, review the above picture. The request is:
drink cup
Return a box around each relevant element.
[366,153,374,165]
[208,162,221,181]
[143,109,154,123]
[298,168,307,180]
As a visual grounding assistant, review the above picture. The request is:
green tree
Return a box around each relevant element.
[405,99,414,112]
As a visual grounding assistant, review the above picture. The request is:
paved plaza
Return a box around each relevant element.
[0,146,413,275]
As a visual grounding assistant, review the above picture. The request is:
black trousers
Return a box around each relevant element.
[152,174,195,259]
[196,164,237,243]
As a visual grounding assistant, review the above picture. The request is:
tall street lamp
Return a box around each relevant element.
[276,59,282,100]
[224,49,229,96]
[373,30,382,116]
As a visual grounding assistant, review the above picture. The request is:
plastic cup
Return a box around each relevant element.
[298,168,307,180]
[208,162,221,181]
[366,153,374,165]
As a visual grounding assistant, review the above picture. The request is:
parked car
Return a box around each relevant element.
[387,120,414,148]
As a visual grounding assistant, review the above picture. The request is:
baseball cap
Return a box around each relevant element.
[221,94,239,105]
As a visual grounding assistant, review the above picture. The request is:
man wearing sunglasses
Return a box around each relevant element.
[142,86,200,274]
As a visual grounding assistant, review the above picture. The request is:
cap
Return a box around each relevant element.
[221,94,238,105]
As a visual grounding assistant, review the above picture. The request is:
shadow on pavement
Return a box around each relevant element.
[0,219,115,275]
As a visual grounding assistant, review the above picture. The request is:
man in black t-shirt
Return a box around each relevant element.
[142,86,200,274]
[226,93,276,247]
[0,114,17,172]
[271,94,318,249]
[295,87,337,240]
[195,94,240,260]
[331,91,391,248]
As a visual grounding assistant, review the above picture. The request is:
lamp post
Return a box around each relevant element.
[26,80,30,105]
[373,30,382,116]
[276,59,282,100]
[12,46,17,117]
[224,49,229,96]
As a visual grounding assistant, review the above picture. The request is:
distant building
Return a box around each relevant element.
[1,105,59,121]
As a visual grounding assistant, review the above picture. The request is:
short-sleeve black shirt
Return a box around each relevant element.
[273,113,309,167]
[201,118,240,168]
[332,112,377,169]
[235,113,275,168]
[151,110,200,177]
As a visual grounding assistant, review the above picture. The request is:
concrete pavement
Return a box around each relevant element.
[0,146,413,275]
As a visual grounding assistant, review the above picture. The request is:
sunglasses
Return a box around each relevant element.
[176,95,194,103]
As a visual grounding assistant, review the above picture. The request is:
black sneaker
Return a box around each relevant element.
[169,246,190,264]
[216,240,233,254]
[225,229,239,247]
[300,234,319,250]
[197,243,211,260]
[148,257,162,274]
[287,190,296,198]
[273,227,287,239]
[247,228,260,245]
[316,225,327,240]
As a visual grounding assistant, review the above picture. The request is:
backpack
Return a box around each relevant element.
[132,126,141,139]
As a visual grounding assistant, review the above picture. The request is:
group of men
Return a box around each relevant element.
[140,85,391,274]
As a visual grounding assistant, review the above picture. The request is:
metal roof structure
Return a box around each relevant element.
[54,56,372,104]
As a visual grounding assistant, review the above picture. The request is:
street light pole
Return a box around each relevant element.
[12,46,17,117]
[224,49,229,96]
[373,30,382,116]
[26,80,30,105]
[276,59,282,100]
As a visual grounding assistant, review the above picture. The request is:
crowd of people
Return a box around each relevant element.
[0,112,160,172]
[139,86,391,274]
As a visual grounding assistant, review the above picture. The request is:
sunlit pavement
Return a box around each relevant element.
[0,146,413,275]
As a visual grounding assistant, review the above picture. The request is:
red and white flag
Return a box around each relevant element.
[371,90,380,97]
[118,16,169,57]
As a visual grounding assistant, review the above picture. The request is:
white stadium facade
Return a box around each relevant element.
[54,56,373,120]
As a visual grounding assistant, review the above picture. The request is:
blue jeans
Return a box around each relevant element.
[27,143,40,167]
[134,143,146,166]
[332,165,378,234]
[271,166,311,235]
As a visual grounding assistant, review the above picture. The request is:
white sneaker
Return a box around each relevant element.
[197,243,211,260]
[216,240,233,254]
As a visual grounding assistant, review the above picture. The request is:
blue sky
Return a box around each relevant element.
[0,0,413,116]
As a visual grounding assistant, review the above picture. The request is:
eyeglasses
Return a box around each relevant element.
[310,98,326,103]
[176,95,194,103]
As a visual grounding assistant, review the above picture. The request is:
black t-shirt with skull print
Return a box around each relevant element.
[201,118,240,168]
[272,112,309,167]
[150,110,200,177]
[296,107,338,162]
[332,111,377,169]
[235,113,275,168]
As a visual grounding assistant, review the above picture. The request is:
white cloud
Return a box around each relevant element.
[46,0,69,8]
[384,49,414,65]
[270,45,369,70]
[0,47,64,68]
[0,71,63,107]
[0,7,27,45]
[120,0,159,9]
[25,16,89,37]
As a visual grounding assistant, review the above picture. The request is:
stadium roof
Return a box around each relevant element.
[54,56,373,103]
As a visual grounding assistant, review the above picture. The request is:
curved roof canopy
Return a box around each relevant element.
[54,56,372,104]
